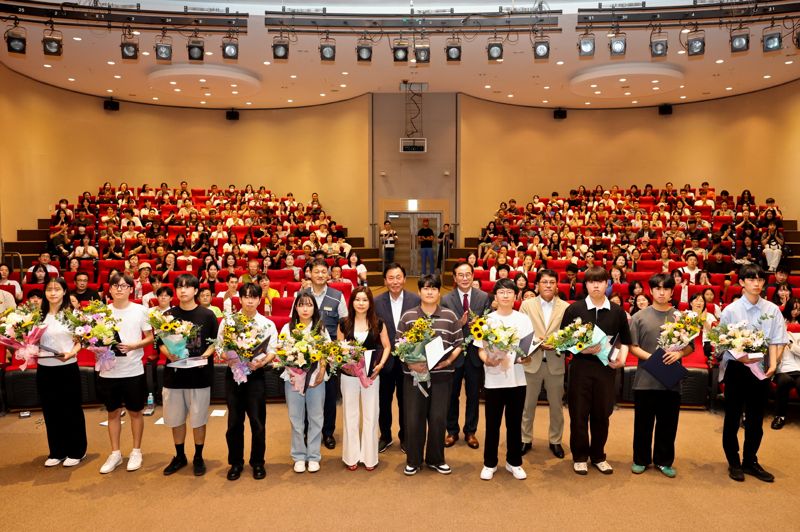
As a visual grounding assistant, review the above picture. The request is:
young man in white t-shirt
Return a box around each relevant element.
[99,273,154,474]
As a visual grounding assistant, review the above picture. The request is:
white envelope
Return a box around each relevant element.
[425,336,454,370]
[167,357,209,369]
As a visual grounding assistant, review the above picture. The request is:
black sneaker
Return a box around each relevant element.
[728,466,745,482]
[743,462,774,483]
[403,465,420,476]
[193,458,207,477]
[771,416,786,430]
[378,439,393,454]
[163,455,188,476]
[427,463,452,475]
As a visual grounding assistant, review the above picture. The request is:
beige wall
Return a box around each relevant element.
[459,86,800,243]
[0,64,370,243]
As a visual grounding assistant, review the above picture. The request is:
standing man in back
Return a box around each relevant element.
[417,219,436,276]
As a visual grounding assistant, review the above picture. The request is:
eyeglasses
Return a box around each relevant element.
[538,280,557,285]
[111,283,131,289]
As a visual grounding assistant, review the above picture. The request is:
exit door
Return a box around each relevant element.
[385,212,442,276]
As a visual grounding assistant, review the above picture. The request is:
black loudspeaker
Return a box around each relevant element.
[103,99,120,111]
[658,104,673,115]
[226,110,239,121]
[553,108,567,120]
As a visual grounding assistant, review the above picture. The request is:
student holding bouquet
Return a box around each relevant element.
[397,275,463,476]
[560,266,631,475]
[337,286,391,470]
[38,277,86,467]
[474,278,534,480]
[218,283,278,481]
[279,291,329,473]
[99,273,154,474]
[160,274,219,477]
[629,273,695,478]
[718,264,788,483]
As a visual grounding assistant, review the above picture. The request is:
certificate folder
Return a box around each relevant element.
[640,348,688,389]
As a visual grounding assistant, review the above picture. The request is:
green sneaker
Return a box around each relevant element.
[631,463,646,474]
[657,465,676,478]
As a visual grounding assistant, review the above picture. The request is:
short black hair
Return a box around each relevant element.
[417,274,441,290]
[383,262,406,278]
[239,283,262,299]
[74,270,91,281]
[493,277,518,295]
[496,264,511,274]
[738,263,767,281]
[453,261,474,275]
[27,288,44,299]
[311,258,329,271]
[109,272,134,287]
[174,273,200,289]
[566,263,579,274]
[584,266,609,283]
[156,286,174,297]
[535,269,558,284]
[648,272,675,290]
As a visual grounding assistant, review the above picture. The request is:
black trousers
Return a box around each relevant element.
[483,385,526,468]
[403,372,453,468]
[774,371,800,418]
[36,364,87,460]
[379,361,405,443]
[567,357,616,463]
[722,361,769,467]
[225,369,266,467]
[447,361,483,436]
[322,374,339,437]
[633,389,681,467]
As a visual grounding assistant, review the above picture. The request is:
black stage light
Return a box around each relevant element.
[188,37,205,61]
[272,36,289,59]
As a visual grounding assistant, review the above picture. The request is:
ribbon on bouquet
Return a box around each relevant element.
[225,350,252,385]
[287,366,315,396]
[0,325,48,371]
[342,357,372,388]
[88,345,116,372]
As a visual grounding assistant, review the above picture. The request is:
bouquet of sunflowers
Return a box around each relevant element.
[0,303,47,370]
[271,322,326,395]
[394,316,435,385]
[216,311,270,385]
[658,310,705,351]
[322,340,371,387]
[547,317,596,353]
[60,300,121,372]
[148,309,199,360]
[466,311,524,368]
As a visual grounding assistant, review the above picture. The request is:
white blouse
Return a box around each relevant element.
[38,312,78,367]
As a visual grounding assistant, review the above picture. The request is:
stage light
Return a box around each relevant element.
[272,35,289,60]
[4,22,26,54]
[730,28,750,53]
[120,28,139,60]
[533,36,550,59]
[42,27,63,56]
[445,36,461,61]
[154,32,172,61]
[319,35,335,61]
[762,27,782,52]
[392,38,409,62]
[578,33,595,57]
[188,37,204,61]
[356,37,372,61]
[222,34,239,60]
[609,32,626,56]
[687,30,705,56]
[650,31,668,57]
[414,39,430,63]
[487,38,503,61]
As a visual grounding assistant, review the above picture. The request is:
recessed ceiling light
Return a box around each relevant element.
[231,90,238,95]
[114,75,121,79]
[624,91,631,96]
[715,59,724,64]
[199,78,206,82]
[507,94,514,98]
[763,74,772,79]
[204,92,211,96]
[585,102,591,105]
[152,97,159,101]
[484,84,491,89]
[43,64,51,68]
[263,61,271,65]
[679,85,685,88]
[594,90,601,95]
[542,99,548,103]
[677,50,686,55]
[651,80,659,83]
[339,84,347,88]
[653,87,660,90]
[680,95,687,99]
[230,84,237,88]
[174,88,181,92]
[287,99,293,103]
[246,102,252,105]
[68,77,75,82]
[725,87,733,91]
[142,51,150,56]
[72,37,82,41]
[169,81,177,85]
[632,100,638,103]
[290,74,297,79]
[320,93,326,96]
[556,60,564,65]
[106,89,113,93]
[618,78,627,82]
[342,71,349,75]
[200,101,206,104]
[107,61,115,65]
[205,51,213,56]
[590,84,597,88]
[543,86,550,90]
[786,60,794,65]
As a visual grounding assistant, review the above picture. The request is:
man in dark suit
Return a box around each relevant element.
[441,261,491,449]
[374,263,420,453]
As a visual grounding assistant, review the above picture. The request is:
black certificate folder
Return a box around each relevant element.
[640,347,689,389]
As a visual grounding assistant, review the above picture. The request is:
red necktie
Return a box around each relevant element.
[463,293,470,313]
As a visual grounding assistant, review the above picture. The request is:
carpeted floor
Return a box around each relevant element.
[1,400,798,531]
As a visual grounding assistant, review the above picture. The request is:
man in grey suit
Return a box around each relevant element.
[519,268,569,459]
[374,263,421,453]
[441,261,492,449]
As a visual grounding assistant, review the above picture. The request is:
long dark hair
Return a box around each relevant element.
[341,286,379,338]
[41,277,69,315]
[290,290,321,331]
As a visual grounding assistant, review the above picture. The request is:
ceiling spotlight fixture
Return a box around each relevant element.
[762,25,782,52]
[272,34,289,60]
[487,35,503,61]
[414,37,431,63]
[533,32,550,59]
[392,37,409,62]
[42,23,63,56]
[4,19,26,54]
[319,33,335,61]
[650,28,668,57]
[187,32,205,61]
[730,26,750,53]
[154,30,172,61]
[356,35,372,61]
[445,35,462,61]
[609,28,626,56]
[120,26,139,60]
[687,28,705,56]
[578,31,595,57]
[222,32,239,60]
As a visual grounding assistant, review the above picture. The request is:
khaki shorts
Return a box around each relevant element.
[162,387,211,428]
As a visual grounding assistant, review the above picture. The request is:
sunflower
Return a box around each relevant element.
[470,325,483,336]
[575,342,585,351]
[473,331,484,341]
[310,353,321,362]
[335,355,343,364]
[160,323,172,332]
[475,318,487,328]
[295,323,306,330]
[278,333,287,340]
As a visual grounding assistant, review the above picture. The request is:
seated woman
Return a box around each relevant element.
[343,250,368,287]
[772,298,800,431]
[771,282,793,309]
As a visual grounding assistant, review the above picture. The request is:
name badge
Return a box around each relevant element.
[324,306,333,312]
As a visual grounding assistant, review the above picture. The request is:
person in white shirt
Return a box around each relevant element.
[216,274,240,313]
[27,252,59,274]
[772,301,800,430]
[0,263,23,301]
[141,276,162,308]
[98,273,155,474]
[475,278,533,481]
[679,252,701,284]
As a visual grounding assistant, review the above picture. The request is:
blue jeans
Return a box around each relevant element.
[420,247,435,275]
[285,380,326,462]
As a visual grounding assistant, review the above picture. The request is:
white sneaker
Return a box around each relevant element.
[574,462,588,475]
[100,452,123,474]
[63,455,86,468]
[592,461,614,475]
[127,449,143,472]
[505,463,527,480]
[44,458,64,467]
[480,466,497,480]
[293,461,306,473]
[307,461,320,473]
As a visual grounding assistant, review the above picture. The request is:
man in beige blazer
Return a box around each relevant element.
[519,268,569,459]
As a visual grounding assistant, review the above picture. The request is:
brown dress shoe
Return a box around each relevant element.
[465,433,480,449]
[444,434,458,447]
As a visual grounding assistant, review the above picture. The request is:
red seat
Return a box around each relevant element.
[328,282,352,303]
[341,268,358,285]
[271,297,294,317]
[270,314,291,333]
[480,280,495,293]
[268,270,296,283]
[636,260,663,272]
[285,282,303,297]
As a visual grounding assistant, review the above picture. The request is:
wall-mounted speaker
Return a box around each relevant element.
[226,110,239,121]
[103,99,120,111]
[658,104,673,115]
[553,108,567,120]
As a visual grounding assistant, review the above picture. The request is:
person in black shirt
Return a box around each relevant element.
[560,266,632,476]
[417,218,436,276]
[71,271,100,303]
[160,274,219,477]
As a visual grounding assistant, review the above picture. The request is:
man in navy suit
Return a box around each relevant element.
[441,261,492,449]
[374,263,420,453]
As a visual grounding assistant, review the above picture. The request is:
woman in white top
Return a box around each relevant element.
[0,263,23,301]
[336,287,390,471]
[279,291,328,474]
[342,250,368,286]
[70,235,99,260]
[37,277,87,467]
[475,278,533,481]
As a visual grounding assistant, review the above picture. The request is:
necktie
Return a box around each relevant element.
[463,293,470,314]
